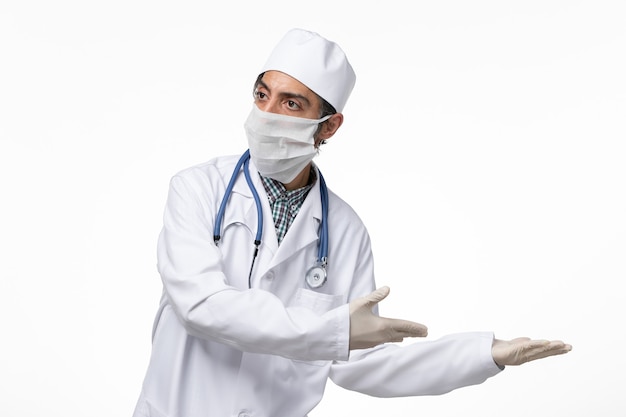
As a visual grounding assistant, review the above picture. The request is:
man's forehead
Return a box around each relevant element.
[259,71,315,95]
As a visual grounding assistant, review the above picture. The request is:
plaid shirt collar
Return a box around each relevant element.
[260,167,317,204]
[260,167,317,244]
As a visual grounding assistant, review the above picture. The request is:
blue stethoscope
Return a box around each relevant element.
[213,150,329,289]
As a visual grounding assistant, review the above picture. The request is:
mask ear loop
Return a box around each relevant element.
[315,114,334,147]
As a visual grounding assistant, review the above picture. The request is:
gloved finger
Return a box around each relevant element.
[524,340,572,361]
[349,287,391,314]
[386,318,428,337]
[364,286,390,306]
[510,340,572,365]
[546,341,572,355]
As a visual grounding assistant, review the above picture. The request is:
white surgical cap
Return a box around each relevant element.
[260,28,356,113]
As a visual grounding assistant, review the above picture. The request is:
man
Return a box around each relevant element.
[132,28,571,417]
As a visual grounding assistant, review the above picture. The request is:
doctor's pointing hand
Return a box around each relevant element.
[348,286,428,349]
[349,286,571,365]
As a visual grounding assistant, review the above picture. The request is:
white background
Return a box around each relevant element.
[1,1,624,416]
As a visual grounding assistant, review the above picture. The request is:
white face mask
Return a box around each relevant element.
[244,105,331,183]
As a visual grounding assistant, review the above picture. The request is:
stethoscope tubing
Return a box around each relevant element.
[318,170,329,265]
[213,150,258,244]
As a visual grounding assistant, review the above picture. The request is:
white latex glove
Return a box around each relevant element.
[349,286,428,350]
[492,337,572,367]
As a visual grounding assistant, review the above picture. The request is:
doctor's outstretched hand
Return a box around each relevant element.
[491,337,572,367]
[349,286,428,350]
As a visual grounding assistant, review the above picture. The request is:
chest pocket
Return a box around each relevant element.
[290,288,343,316]
[288,288,344,367]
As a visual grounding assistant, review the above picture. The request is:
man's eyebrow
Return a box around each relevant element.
[255,79,312,107]
[256,79,270,91]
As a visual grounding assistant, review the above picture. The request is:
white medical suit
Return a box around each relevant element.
[132,154,502,417]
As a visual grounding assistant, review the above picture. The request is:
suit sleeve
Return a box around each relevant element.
[329,331,502,397]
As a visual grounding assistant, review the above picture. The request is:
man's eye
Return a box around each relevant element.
[287,100,299,109]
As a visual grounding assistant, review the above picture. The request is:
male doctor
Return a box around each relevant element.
[132,28,571,417]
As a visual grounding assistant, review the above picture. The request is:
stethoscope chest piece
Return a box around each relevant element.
[305,262,327,289]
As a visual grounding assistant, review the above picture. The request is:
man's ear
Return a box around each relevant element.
[316,113,344,143]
